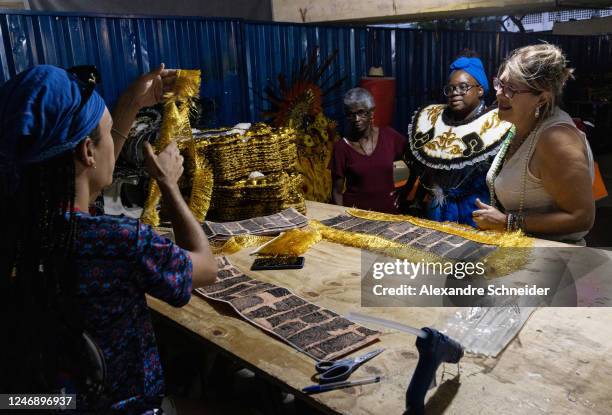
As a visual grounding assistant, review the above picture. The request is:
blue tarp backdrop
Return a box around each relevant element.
[1,10,610,131]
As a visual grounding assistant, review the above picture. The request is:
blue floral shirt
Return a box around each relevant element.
[72,212,192,414]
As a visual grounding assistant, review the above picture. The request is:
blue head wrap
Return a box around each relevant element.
[0,64,106,193]
[449,57,489,94]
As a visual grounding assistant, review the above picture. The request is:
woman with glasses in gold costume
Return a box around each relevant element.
[403,50,513,226]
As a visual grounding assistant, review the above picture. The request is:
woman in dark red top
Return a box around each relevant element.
[330,87,407,213]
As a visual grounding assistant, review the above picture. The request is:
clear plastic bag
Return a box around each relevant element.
[440,300,536,357]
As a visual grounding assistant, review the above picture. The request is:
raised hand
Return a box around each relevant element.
[127,63,178,110]
[143,141,184,189]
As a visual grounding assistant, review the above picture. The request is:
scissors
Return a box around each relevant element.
[315,348,384,383]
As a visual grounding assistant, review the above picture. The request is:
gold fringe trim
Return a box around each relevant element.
[313,216,533,279]
[141,70,210,226]
[310,220,446,264]
[210,227,321,256]
[346,208,533,248]
[482,246,533,280]
[141,96,183,226]
[254,227,322,257]
[188,156,213,222]
[211,235,273,255]
[169,69,202,101]
[209,216,531,277]
[141,180,162,226]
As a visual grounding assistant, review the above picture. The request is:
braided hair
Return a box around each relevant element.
[1,127,101,392]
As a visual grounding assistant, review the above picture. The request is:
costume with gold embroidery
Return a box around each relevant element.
[406,103,513,226]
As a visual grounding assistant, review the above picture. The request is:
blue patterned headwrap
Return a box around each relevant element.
[449,57,489,94]
[0,64,106,193]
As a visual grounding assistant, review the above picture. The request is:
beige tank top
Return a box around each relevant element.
[491,107,594,243]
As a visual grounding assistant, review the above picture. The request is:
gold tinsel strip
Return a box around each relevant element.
[210,226,320,257]
[172,69,202,101]
[141,70,207,226]
[141,173,162,225]
[346,208,533,248]
[172,70,210,221]
[188,153,214,223]
[211,235,273,255]
[141,101,177,225]
[253,227,322,257]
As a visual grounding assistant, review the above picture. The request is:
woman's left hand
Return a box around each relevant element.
[472,198,507,231]
[125,63,177,110]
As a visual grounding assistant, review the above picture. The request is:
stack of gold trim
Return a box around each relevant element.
[201,124,297,182]
[141,69,212,226]
[193,123,305,221]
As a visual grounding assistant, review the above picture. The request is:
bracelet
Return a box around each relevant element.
[506,213,526,232]
[506,213,514,232]
[111,127,130,141]
[516,213,526,231]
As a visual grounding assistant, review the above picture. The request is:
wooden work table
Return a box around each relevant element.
[148,201,612,415]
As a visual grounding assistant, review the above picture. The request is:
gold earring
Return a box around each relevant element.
[535,106,540,118]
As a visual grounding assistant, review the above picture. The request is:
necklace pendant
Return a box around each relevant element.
[359,139,372,156]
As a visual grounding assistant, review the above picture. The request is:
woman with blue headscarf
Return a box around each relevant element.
[402,50,514,226]
[0,64,217,413]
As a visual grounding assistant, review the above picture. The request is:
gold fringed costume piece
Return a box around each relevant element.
[141,69,212,226]
[345,208,533,248]
[310,220,446,264]
[205,210,530,277]
[314,211,534,279]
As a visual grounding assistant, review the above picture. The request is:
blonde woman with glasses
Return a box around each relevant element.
[473,44,595,245]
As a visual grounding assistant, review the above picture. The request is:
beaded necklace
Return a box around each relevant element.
[487,131,512,209]
[487,122,541,215]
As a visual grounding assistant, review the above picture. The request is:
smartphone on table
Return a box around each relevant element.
[250,256,305,271]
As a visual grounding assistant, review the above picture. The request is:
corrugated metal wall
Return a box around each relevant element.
[0,11,246,126]
[1,10,611,131]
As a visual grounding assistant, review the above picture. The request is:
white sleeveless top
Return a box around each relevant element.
[490,108,594,243]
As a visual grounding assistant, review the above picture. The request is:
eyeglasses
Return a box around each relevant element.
[492,77,534,99]
[66,65,101,136]
[443,83,478,97]
[344,109,373,120]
